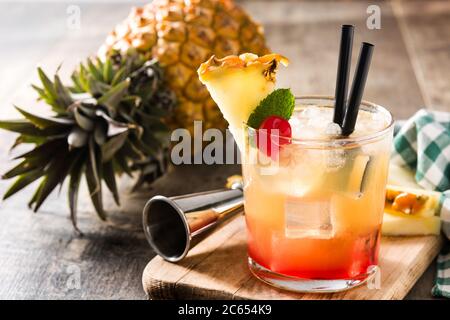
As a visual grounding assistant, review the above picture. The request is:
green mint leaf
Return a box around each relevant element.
[247,88,295,128]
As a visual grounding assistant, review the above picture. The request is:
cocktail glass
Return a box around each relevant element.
[241,96,394,292]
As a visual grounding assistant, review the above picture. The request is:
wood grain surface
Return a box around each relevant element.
[0,0,448,299]
[142,215,444,299]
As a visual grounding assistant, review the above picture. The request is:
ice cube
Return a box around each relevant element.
[325,122,342,136]
[289,117,303,140]
[284,197,335,239]
[302,105,322,118]
[290,148,327,186]
[352,110,388,137]
[325,148,346,172]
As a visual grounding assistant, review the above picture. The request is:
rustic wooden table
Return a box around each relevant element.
[0,0,448,299]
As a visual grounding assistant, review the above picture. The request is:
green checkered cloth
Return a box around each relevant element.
[391,108,450,298]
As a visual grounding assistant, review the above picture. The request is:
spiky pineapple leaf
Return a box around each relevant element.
[97,78,130,113]
[135,109,166,125]
[31,149,77,212]
[70,74,85,94]
[68,152,85,232]
[147,120,169,133]
[30,177,54,212]
[0,120,54,137]
[131,175,147,193]
[121,95,142,107]
[88,77,110,97]
[101,131,128,162]
[87,58,103,82]
[11,140,65,173]
[77,103,97,117]
[15,106,74,129]
[111,66,127,86]
[103,161,120,206]
[103,58,113,84]
[2,160,38,179]
[3,169,44,200]
[95,57,105,75]
[11,135,45,150]
[141,130,167,154]
[117,109,136,126]
[88,138,101,192]
[128,134,157,157]
[121,140,145,160]
[73,107,95,131]
[28,179,44,208]
[96,109,131,137]
[54,74,74,109]
[113,149,133,177]
[94,123,107,146]
[86,138,106,220]
[37,67,58,101]
[37,67,68,114]
[31,84,48,101]
[13,139,64,160]
[72,64,90,93]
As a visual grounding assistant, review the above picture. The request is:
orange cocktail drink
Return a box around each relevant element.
[242,97,393,292]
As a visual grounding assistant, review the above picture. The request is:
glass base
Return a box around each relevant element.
[248,257,377,293]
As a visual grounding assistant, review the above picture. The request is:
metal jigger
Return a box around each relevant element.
[142,180,244,262]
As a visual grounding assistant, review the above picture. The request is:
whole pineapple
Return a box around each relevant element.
[99,0,269,133]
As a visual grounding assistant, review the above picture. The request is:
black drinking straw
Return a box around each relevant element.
[341,42,374,136]
[333,25,354,127]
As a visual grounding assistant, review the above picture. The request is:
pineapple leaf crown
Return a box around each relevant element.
[0,52,176,232]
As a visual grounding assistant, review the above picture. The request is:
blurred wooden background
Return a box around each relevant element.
[0,0,448,299]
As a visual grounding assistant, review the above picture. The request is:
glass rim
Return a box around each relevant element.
[244,95,394,147]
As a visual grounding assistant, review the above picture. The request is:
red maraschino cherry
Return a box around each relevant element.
[257,115,292,158]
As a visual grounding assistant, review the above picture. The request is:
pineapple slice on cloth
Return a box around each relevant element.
[198,53,288,150]
[99,0,270,133]
[382,164,444,236]
[385,184,442,218]
[382,184,443,236]
[382,213,441,236]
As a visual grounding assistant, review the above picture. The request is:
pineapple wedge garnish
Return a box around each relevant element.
[198,53,288,150]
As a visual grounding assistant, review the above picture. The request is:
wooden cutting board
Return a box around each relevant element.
[142,214,443,300]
